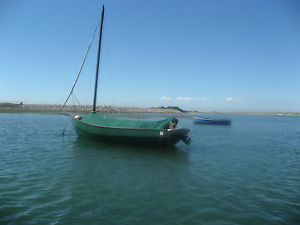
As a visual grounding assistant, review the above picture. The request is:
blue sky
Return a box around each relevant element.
[1,0,300,112]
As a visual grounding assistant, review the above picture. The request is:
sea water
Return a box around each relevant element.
[0,113,299,224]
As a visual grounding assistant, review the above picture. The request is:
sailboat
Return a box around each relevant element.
[62,5,190,146]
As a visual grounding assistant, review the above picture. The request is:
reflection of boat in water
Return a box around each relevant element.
[61,5,190,146]
[193,116,231,125]
[74,135,182,153]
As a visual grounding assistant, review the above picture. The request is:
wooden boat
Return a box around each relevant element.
[62,5,190,146]
[193,116,231,125]
[71,113,190,146]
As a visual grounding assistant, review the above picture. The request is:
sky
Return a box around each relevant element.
[1,0,300,112]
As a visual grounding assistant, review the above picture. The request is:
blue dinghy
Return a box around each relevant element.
[193,116,231,125]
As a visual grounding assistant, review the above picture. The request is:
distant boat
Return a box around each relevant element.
[193,116,231,125]
[61,5,191,146]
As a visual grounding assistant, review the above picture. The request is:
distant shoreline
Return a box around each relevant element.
[0,103,190,114]
[0,103,299,116]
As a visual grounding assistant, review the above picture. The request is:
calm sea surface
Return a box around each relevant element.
[0,113,299,225]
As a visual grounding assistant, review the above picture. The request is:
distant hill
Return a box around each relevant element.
[158,106,187,113]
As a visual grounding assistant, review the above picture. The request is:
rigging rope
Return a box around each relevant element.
[62,115,71,136]
[72,93,83,108]
[60,25,98,112]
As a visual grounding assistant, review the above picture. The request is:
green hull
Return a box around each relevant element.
[71,116,190,146]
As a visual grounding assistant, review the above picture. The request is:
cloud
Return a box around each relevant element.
[177,97,192,101]
[194,97,211,101]
[225,97,237,102]
[201,97,210,101]
[161,96,172,101]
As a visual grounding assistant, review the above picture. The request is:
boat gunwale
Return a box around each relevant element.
[72,115,189,132]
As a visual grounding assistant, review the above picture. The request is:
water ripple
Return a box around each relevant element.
[1,114,300,224]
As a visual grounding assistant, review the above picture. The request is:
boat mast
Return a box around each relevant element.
[92,5,104,113]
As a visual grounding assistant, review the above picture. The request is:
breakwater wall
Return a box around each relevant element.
[0,104,185,114]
